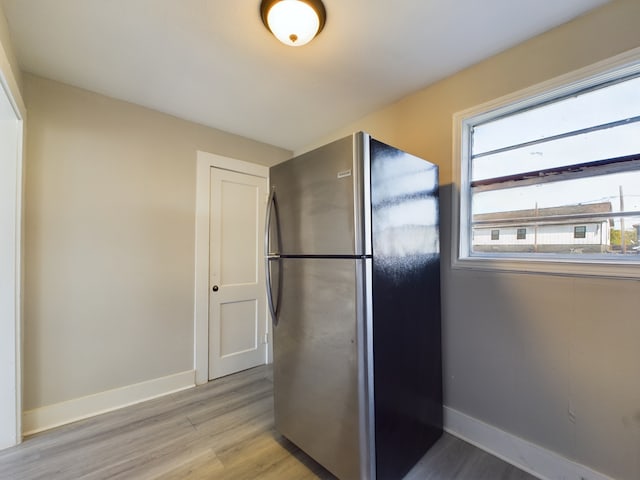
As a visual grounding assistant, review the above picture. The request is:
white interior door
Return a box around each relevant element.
[209,167,267,379]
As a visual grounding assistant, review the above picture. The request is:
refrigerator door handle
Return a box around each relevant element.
[265,254,279,327]
[264,186,280,326]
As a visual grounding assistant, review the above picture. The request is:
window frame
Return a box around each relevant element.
[452,47,640,279]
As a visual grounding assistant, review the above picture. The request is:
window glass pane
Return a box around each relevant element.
[472,75,640,155]
[462,65,640,270]
[472,171,640,216]
[472,122,640,181]
[471,172,640,257]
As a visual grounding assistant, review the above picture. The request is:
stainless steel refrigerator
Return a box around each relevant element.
[265,132,442,480]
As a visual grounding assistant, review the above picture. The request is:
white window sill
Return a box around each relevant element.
[453,254,640,280]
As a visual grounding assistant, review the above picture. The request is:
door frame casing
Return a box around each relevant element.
[0,40,26,449]
[194,151,269,385]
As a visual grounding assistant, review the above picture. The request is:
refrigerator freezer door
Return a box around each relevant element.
[273,257,372,480]
[269,135,367,256]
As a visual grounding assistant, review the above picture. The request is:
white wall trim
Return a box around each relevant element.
[22,370,195,436]
[0,34,25,450]
[444,406,614,480]
[194,151,269,385]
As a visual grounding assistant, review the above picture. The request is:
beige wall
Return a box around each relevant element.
[308,1,640,479]
[23,74,290,410]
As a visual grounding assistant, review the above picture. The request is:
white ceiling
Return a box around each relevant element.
[1,0,610,151]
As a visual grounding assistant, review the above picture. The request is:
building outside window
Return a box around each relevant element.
[517,228,527,240]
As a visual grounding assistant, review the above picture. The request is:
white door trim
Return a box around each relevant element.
[194,151,269,385]
[0,38,26,449]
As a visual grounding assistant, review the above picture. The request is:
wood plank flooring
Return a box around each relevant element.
[0,366,538,479]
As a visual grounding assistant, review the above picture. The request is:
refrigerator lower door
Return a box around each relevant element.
[273,257,373,480]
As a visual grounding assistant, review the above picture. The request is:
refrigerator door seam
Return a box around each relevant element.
[278,254,372,260]
[357,258,376,480]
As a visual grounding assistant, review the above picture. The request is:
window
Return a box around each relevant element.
[454,52,640,278]
[574,226,587,239]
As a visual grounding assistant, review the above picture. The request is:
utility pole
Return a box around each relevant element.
[620,185,626,254]
[534,202,538,253]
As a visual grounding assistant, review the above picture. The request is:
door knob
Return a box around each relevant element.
[212,285,219,292]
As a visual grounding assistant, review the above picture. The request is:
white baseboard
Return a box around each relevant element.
[444,406,613,480]
[23,370,195,435]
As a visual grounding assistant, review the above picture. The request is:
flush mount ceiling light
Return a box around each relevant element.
[260,0,326,47]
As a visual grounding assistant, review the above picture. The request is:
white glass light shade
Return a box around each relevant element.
[266,0,321,47]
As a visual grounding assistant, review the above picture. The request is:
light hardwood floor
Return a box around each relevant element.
[0,366,538,479]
